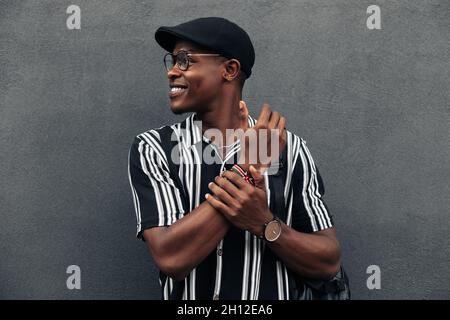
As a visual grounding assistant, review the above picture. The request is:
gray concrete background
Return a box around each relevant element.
[0,0,449,299]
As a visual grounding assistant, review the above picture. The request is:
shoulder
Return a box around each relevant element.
[282,130,320,174]
[135,126,170,145]
[132,116,190,147]
[129,117,190,161]
[285,129,307,154]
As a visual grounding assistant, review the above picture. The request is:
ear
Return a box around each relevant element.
[223,59,241,81]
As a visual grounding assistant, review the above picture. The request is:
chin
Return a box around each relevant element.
[169,103,187,115]
[169,100,198,115]
[170,106,186,115]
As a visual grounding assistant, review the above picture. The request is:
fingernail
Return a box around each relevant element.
[208,182,213,188]
[205,193,209,199]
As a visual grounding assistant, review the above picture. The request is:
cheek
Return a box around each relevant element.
[189,65,222,91]
[186,81,206,100]
[192,72,221,94]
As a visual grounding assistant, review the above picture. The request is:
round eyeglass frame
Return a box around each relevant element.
[163,50,221,72]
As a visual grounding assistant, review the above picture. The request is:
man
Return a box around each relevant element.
[128,17,341,300]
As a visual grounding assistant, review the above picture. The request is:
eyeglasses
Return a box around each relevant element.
[163,50,221,72]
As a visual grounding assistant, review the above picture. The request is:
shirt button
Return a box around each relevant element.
[217,248,222,256]
[213,294,219,300]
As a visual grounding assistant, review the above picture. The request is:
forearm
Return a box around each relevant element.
[267,225,341,280]
[144,200,230,280]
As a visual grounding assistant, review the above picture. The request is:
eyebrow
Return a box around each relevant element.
[176,48,191,52]
[174,47,196,53]
[174,47,211,54]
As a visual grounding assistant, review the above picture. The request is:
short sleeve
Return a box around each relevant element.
[291,139,334,233]
[128,135,186,240]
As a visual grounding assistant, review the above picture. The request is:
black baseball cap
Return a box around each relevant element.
[155,17,255,78]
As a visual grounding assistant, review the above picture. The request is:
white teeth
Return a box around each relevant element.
[171,87,186,92]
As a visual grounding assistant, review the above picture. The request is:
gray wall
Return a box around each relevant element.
[1,0,449,299]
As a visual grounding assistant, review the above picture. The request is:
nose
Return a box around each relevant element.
[167,64,182,80]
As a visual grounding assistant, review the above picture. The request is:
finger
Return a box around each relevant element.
[237,133,250,165]
[268,111,280,130]
[205,193,234,217]
[277,116,286,132]
[249,165,266,190]
[239,100,248,113]
[257,103,271,126]
[277,116,287,145]
[278,116,287,145]
[243,133,253,166]
[214,175,241,198]
[239,100,249,130]
[222,170,250,190]
[208,181,237,207]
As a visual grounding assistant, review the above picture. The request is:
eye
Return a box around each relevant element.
[186,55,195,63]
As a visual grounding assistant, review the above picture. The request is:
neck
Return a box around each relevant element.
[195,91,244,147]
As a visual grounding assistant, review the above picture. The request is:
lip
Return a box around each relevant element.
[170,83,188,88]
[168,87,188,99]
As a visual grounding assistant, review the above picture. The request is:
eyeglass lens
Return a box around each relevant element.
[164,51,189,71]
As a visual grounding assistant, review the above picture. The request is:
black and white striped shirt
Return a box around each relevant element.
[128,113,334,300]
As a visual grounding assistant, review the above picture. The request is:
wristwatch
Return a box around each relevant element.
[262,216,282,242]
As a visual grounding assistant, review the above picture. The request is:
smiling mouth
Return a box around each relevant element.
[169,86,188,98]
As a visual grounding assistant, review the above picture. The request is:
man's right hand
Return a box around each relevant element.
[236,101,287,175]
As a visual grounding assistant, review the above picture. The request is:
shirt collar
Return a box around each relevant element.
[181,113,256,148]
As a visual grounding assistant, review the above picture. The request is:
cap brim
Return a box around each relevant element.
[155,27,184,52]
[155,26,215,53]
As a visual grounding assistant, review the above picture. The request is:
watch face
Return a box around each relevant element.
[264,220,281,242]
